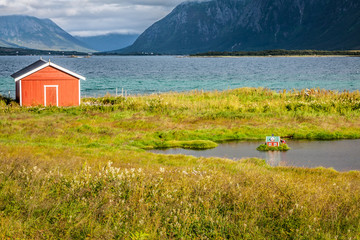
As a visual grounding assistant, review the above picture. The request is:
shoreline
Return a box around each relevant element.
[189,54,356,58]
[190,49,360,58]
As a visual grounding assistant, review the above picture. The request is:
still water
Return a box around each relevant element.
[150,140,360,172]
[1,55,360,97]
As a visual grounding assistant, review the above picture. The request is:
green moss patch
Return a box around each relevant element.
[162,140,218,149]
[257,143,291,151]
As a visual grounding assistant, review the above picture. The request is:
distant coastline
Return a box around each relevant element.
[0,47,90,56]
[2,47,360,57]
[190,49,360,57]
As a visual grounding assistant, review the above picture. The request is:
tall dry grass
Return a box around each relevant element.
[0,145,359,239]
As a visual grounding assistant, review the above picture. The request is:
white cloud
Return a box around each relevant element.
[0,0,187,36]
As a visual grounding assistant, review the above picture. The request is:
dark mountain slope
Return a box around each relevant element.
[119,0,360,54]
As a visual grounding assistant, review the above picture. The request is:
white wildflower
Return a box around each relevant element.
[107,161,113,168]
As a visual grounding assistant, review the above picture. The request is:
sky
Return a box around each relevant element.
[0,0,188,36]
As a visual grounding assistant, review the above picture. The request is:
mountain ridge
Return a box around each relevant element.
[0,15,94,52]
[118,0,360,54]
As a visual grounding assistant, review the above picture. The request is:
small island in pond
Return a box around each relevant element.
[257,136,290,151]
[257,143,290,151]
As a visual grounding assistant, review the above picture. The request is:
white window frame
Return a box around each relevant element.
[44,85,59,107]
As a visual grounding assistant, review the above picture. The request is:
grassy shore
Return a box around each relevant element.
[0,88,360,239]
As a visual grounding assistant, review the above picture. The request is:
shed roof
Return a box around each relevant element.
[266,136,280,142]
[11,59,86,81]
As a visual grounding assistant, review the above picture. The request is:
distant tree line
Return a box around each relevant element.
[191,49,360,57]
[2,47,359,57]
[0,47,89,56]
[94,52,164,56]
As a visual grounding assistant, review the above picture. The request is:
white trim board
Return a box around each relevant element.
[19,80,22,106]
[14,62,86,82]
[79,80,81,106]
[44,85,59,107]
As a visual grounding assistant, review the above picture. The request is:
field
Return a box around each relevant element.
[0,88,360,239]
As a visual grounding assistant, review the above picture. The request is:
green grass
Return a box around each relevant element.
[2,88,360,150]
[156,140,218,149]
[0,88,360,239]
[257,143,291,151]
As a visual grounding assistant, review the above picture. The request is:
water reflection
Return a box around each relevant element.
[266,151,281,167]
[150,139,360,171]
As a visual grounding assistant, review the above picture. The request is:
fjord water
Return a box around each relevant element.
[0,55,360,97]
[150,140,360,171]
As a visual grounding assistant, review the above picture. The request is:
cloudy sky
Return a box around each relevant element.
[0,0,188,36]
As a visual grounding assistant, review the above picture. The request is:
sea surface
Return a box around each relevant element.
[0,55,360,97]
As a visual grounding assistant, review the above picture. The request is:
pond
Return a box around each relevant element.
[150,139,360,171]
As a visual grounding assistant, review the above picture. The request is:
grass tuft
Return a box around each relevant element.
[165,140,218,149]
[256,143,291,151]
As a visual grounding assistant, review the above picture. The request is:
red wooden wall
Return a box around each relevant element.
[20,66,80,106]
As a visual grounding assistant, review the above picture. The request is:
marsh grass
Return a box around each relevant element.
[257,143,291,151]
[149,140,218,150]
[1,88,360,150]
[0,145,359,239]
[0,88,360,238]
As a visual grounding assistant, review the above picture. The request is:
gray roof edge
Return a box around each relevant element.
[11,59,48,79]
[11,59,86,81]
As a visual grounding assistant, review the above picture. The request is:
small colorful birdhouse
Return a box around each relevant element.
[266,136,280,147]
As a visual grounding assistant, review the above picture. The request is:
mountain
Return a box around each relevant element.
[75,33,139,52]
[0,15,94,52]
[0,39,19,48]
[119,0,360,54]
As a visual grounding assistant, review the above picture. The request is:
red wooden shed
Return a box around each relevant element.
[11,59,86,107]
